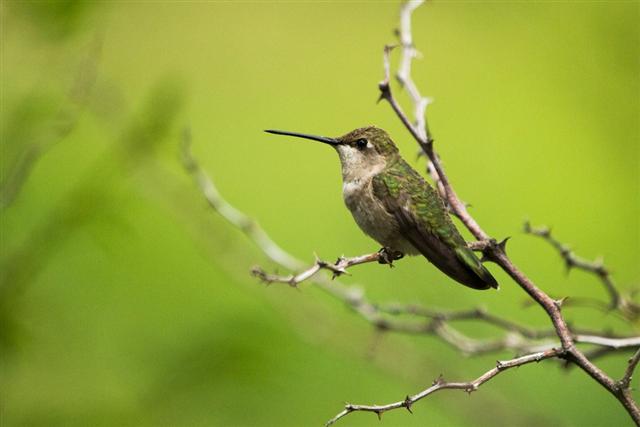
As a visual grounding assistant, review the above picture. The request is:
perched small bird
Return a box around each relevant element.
[265,126,498,290]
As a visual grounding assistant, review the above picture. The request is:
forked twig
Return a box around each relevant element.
[524,221,639,319]
[326,348,562,426]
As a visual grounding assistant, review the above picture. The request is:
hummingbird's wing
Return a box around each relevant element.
[372,160,497,290]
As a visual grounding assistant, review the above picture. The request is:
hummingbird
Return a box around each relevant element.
[265,126,498,290]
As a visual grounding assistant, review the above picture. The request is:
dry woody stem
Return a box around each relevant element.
[251,252,383,287]
[183,0,640,425]
[524,221,640,319]
[326,348,563,426]
[367,1,640,424]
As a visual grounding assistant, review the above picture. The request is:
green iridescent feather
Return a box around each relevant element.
[372,158,497,289]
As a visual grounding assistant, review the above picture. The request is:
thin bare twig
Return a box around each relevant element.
[380,41,483,241]
[575,335,640,350]
[378,303,555,339]
[181,128,302,271]
[524,221,639,318]
[394,0,451,201]
[250,251,383,287]
[377,299,640,357]
[396,0,431,143]
[619,348,640,390]
[326,348,563,426]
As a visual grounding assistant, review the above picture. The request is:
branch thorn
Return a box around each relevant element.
[404,396,413,413]
[554,296,569,308]
[498,237,510,253]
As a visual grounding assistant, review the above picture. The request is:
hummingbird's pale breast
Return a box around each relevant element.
[342,175,419,255]
[337,144,418,255]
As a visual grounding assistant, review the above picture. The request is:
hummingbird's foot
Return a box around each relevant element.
[378,247,404,266]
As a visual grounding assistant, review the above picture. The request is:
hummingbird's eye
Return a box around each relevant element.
[355,138,368,150]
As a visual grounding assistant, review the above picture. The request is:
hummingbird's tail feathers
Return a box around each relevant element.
[390,203,498,290]
[398,223,497,290]
[453,247,499,290]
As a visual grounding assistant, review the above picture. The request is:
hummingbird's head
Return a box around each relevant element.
[335,126,399,157]
[265,126,399,181]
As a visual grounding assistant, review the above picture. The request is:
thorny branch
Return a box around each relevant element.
[251,252,383,287]
[183,133,640,423]
[394,0,452,202]
[182,133,638,357]
[524,221,640,319]
[183,0,639,424]
[379,303,640,346]
[620,348,640,390]
[363,0,640,424]
[326,348,563,426]
[395,0,431,144]
[251,238,484,288]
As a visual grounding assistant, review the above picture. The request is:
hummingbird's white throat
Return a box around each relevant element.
[335,144,387,187]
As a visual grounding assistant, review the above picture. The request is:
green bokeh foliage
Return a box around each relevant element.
[1,2,638,426]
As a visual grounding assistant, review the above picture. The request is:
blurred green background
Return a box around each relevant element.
[1,1,638,426]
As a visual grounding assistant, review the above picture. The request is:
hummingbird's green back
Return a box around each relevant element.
[372,155,497,290]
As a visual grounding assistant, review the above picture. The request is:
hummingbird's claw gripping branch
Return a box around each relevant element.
[377,247,404,266]
[325,348,563,426]
[523,221,639,318]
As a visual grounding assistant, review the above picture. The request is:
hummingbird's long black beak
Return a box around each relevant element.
[264,129,339,146]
